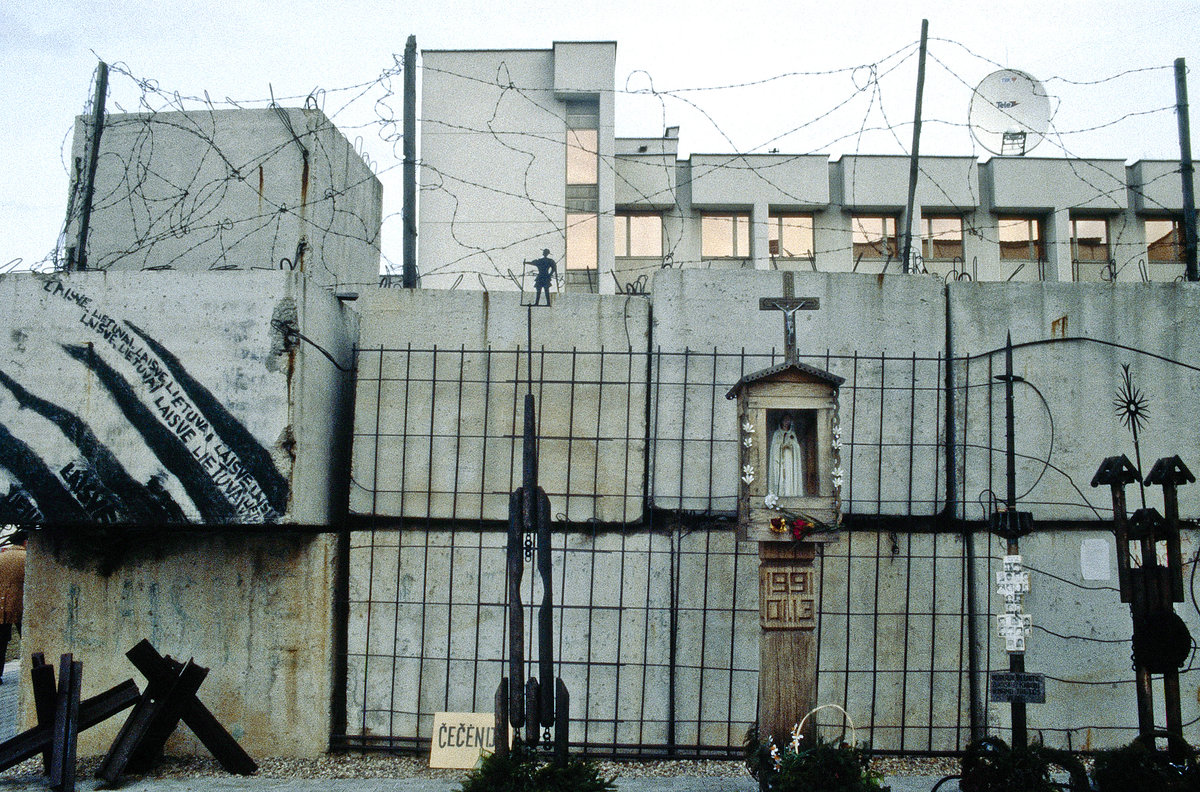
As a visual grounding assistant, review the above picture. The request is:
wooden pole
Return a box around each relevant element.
[901,20,929,275]
[69,61,108,271]
[1176,59,1198,281]
[403,35,418,288]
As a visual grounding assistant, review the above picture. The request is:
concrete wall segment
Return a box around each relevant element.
[68,109,381,289]
[24,530,338,757]
[948,280,1200,521]
[350,288,650,523]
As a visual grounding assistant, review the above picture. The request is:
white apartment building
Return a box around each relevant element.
[419,41,1193,293]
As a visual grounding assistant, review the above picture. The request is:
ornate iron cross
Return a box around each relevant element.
[759,272,820,363]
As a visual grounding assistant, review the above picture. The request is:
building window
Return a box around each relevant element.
[702,213,750,258]
[615,212,663,257]
[998,217,1045,261]
[1146,218,1183,262]
[567,129,598,186]
[921,215,964,261]
[1071,217,1109,263]
[768,213,814,259]
[851,215,898,260]
[565,213,598,270]
[565,101,599,271]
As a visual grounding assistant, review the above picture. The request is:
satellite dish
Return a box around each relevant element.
[969,69,1052,156]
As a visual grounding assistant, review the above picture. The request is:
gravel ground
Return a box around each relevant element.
[0,752,966,782]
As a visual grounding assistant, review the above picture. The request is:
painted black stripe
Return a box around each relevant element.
[60,344,237,524]
[0,421,91,523]
[0,368,183,523]
[125,321,289,513]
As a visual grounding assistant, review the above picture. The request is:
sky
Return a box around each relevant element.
[3,0,1198,273]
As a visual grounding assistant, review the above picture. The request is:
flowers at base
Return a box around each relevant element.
[769,515,814,541]
[764,496,837,541]
[789,724,804,753]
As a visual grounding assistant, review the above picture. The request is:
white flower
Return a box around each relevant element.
[741,464,755,485]
[742,436,753,447]
[831,466,844,488]
[742,419,755,434]
[764,493,779,509]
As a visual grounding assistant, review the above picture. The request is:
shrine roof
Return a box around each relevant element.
[725,360,845,399]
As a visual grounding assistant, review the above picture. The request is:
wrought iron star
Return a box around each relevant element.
[1113,363,1149,434]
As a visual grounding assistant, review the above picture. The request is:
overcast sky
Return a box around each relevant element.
[3,0,1198,272]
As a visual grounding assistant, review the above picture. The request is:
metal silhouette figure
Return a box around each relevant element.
[526,249,557,306]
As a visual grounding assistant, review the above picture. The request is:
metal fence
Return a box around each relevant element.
[336,344,1189,757]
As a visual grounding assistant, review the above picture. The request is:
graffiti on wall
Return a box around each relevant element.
[0,278,289,526]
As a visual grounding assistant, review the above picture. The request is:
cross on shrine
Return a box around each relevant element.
[759,272,820,363]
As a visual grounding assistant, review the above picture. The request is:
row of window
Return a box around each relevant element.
[561,105,1184,272]
[606,212,1186,266]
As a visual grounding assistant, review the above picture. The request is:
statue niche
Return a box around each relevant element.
[728,361,843,543]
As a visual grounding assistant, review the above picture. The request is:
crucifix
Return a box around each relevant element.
[759,272,820,364]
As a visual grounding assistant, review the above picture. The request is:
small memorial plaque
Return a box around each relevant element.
[989,671,1046,704]
[759,566,817,630]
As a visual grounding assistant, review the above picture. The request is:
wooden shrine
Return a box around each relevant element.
[726,277,844,745]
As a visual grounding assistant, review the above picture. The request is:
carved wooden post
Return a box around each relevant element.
[758,542,818,744]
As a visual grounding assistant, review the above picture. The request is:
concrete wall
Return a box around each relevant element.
[0,270,355,756]
[67,109,382,291]
[349,288,650,523]
[948,280,1200,521]
[25,530,338,757]
[347,523,1193,753]
[0,271,355,527]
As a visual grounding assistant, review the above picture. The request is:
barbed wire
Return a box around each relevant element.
[29,33,1191,290]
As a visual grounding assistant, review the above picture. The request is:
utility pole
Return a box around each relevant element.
[901,20,929,275]
[68,61,109,271]
[403,35,418,288]
[1176,59,1198,281]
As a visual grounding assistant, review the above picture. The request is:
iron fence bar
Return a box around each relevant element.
[868,531,882,747]
[639,347,662,749]
[843,352,858,721]
[414,347,439,733]
[900,531,914,752]
[444,346,468,712]
[908,353,918,515]
[472,349,494,708]
[926,531,938,749]
[363,345,384,740]
[877,353,887,515]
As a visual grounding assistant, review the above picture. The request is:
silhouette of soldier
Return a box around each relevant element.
[527,249,557,306]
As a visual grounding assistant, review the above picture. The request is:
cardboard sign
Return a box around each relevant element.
[429,712,505,769]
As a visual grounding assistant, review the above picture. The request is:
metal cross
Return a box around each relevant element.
[759,272,820,364]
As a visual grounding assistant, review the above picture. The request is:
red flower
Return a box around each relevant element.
[790,519,811,541]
